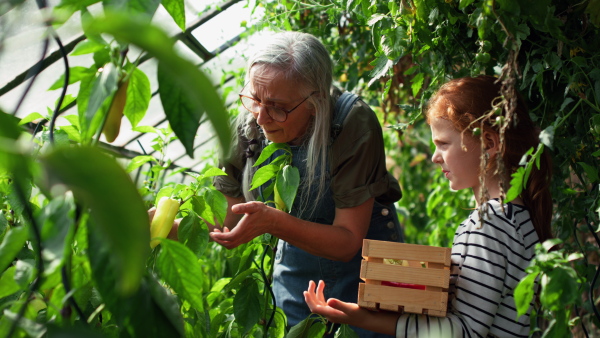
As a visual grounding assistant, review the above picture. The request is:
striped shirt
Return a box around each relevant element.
[396,199,539,337]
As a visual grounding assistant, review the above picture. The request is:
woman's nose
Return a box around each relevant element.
[255,105,272,125]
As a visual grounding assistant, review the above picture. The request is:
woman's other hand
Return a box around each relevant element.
[209,201,276,249]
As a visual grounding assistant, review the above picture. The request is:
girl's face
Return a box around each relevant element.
[430,116,483,194]
[246,66,315,145]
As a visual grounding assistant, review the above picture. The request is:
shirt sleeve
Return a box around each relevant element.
[330,99,402,208]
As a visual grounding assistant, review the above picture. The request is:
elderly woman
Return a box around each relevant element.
[210,31,402,337]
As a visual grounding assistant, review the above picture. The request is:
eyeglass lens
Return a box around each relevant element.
[240,96,288,122]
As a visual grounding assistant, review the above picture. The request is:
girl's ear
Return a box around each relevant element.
[483,131,500,158]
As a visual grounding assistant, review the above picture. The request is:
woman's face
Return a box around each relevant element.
[430,116,482,193]
[246,66,315,145]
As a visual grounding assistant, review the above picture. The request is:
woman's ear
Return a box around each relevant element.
[483,131,500,158]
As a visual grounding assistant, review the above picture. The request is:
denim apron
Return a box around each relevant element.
[267,145,402,337]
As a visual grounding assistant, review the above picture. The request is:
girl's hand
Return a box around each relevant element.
[303,280,363,325]
[304,280,400,335]
[209,201,276,249]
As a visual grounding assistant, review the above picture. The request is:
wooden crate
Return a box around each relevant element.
[357,239,451,317]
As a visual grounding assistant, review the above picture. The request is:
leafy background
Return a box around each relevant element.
[0,0,599,337]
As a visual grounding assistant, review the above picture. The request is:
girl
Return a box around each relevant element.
[303,75,553,337]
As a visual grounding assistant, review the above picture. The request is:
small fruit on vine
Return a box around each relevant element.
[480,40,492,52]
[102,78,129,143]
[150,197,180,248]
[475,52,491,63]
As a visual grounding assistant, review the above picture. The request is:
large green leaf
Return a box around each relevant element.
[287,317,317,338]
[161,0,186,31]
[84,13,231,158]
[540,266,579,312]
[78,62,118,143]
[48,66,96,90]
[254,143,290,167]
[178,213,209,258]
[37,192,76,276]
[514,272,539,317]
[250,164,279,190]
[233,278,262,335]
[124,67,151,128]
[41,146,149,295]
[276,165,300,213]
[0,226,29,273]
[0,266,21,298]
[204,188,227,226]
[156,239,205,311]
[334,324,359,338]
[87,221,182,337]
[103,0,161,19]
[157,62,203,158]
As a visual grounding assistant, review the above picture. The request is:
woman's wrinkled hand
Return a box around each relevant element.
[209,201,275,249]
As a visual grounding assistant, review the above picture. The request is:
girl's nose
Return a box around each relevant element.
[432,149,442,164]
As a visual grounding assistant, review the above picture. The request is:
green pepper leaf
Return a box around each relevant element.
[123,67,151,128]
[156,239,205,312]
[0,226,29,273]
[177,213,209,258]
[251,164,279,190]
[254,143,289,167]
[161,0,186,31]
[276,165,300,213]
[233,278,263,335]
[514,272,539,317]
[41,146,149,295]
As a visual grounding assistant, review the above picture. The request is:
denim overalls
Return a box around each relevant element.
[267,144,403,337]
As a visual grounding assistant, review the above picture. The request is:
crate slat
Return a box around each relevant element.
[360,261,450,288]
[362,240,451,266]
[359,284,448,314]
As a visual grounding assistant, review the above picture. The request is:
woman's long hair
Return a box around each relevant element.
[426,75,553,242]
[236,31,334,209]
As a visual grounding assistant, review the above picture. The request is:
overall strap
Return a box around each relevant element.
[331,91,360,140]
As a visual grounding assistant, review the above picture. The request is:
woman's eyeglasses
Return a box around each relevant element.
[239,91,315,123]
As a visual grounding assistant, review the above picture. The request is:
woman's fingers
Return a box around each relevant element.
[231,201,265,214]
[148,207,156,221]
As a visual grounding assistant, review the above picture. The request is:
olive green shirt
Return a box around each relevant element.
[213,89,402,208]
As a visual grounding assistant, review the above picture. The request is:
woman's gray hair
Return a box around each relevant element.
[237,31,333,210]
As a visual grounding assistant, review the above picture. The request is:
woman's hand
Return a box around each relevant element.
[209,201,277,249]
[304,280,399,335]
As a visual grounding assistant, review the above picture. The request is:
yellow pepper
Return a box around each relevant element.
[150,197,179,248]
[102,78,129,143]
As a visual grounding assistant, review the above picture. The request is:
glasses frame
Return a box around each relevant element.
[238,90,316,123]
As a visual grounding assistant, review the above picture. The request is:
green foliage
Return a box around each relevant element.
[259,0,600,334]
[1,0,600,336]
[251,143,300,213]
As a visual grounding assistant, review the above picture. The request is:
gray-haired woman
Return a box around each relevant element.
[211,31,403,337]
